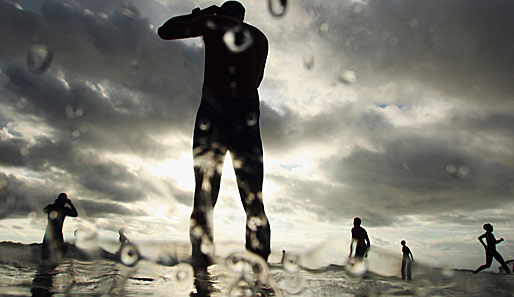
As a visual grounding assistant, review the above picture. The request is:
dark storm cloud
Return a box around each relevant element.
[0,0,209,217]
[304,0,514,107]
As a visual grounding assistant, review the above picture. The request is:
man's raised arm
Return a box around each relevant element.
[158,5,220,40]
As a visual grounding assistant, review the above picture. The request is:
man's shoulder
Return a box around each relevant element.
[244,23,267,42]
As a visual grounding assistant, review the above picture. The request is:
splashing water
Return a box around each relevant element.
[26,44,53,74]
[268,0,288,17]
[223,26,253,53]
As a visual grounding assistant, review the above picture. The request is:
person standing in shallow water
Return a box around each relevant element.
[349,217,370,259]
[473,223,511,274]
[41,193,78,261]
[158,1,271,265]
[400,240,414,280]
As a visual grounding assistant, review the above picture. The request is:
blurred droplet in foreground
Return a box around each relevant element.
[119,243,140,267]
[20,146,29,156]
[345,258,368,279]
[245,112,258,127]
[0,194,16,219]
[303,53,314,70]
[118,3,139,20]
[319,23,329,34]
[223,26,253,53]
[338,70,357,84]
[204,19,218,31]
[65,105,84,119]
[280,274,305,295]
[26,44,53,74]
[282,253,300,273]
[198,118,211,131]
[268,0,288,17]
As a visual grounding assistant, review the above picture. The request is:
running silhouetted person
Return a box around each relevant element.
[473,223,511,274]
[401,240,413,280]
[349,217,370,259]
[41,193,78,261]
[158,1,271,266]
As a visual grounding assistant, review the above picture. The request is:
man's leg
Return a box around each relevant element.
[473,252,493,273]
[231,148,271,261]
[493,251,511,273]
[190,145,226,266]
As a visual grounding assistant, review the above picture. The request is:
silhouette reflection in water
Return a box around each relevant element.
[31,263,57,297]
[41,193,78,262]
[473,223,511,274]
[349,217,370,259]
[400,240,413,280]
[159,0,270,267]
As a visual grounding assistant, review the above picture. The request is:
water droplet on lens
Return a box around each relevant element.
[457,166,470,178]
[223,26,253,53]
[65,105,84,119]
[319,23,329,34]
[338,70,357,84]
[198,118,211,131]
[283,274,305,294]
[27,44,53,74]
[268,0,288,17]
[20,146,29,156]
[230,81,237,89]
[245,112,257,126]
[119,3,139,19]
[49,210,58,219]
[120,243,140,267]
[71,130,80,138]
[204,19,218,30]
[446,164,456,174]
[229,279,254,297]
[283,253,300,272]
[303,53,314,70]
[247,216,262,231]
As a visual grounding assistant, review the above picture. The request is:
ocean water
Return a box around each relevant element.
[1,241,513,296]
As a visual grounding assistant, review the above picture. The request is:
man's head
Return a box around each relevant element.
[56,193,67,205]
[483,223,493,232]
[220,1,245,21]
[401,240,406,246]
[353,217,361,227]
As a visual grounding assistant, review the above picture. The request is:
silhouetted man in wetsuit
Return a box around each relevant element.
[41,193,78,261]
[158,1,271,266]
[401,240,413,280]
[473,223,511,274]
[349,217,370,259]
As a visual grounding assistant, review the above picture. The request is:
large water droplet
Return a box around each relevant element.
[119,243,140,267]
[223,26,253,53]
[26,44,53,74]
[198,118,211,131]
[268,0,288,17]
[282,253,300,272]
[282,274,305,294]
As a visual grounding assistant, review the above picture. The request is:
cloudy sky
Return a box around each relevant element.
[1,0,513,270]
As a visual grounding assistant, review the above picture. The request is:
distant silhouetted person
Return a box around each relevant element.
[473,223,511,274]
[158,1,271,267]
[401,240,414,280]
[349,217,370,259]
[280,249,286,265]
[41,193,78,261]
